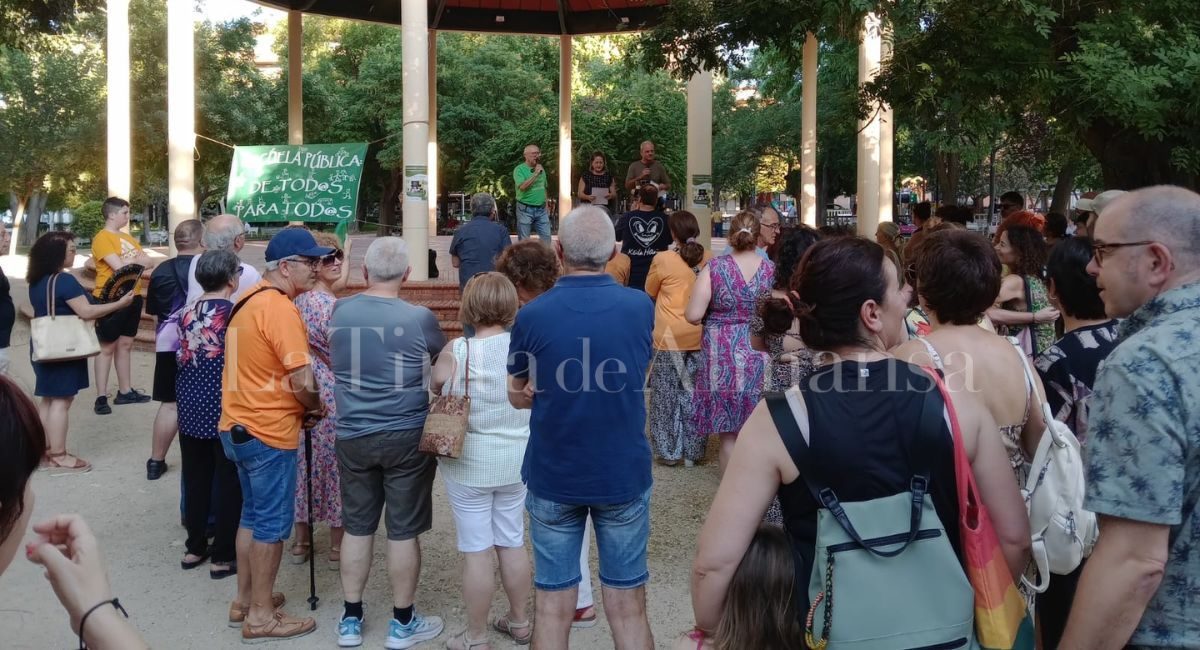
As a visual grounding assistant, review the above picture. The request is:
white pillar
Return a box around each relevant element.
[801,33,818,228]
[877,23,894,225]
[401,0,430,279]
[686,69,714,249]
[427,31,438,234]
[855,12,882,237]
[287,11,303,146]
[166,0,195,256]
[107,0,131,201]
[558,36,573,221]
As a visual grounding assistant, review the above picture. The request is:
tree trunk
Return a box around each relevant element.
[7,193,25,255]
[1050,162,1075,215]
[378,168,402,236]
[1083,120,1199,190]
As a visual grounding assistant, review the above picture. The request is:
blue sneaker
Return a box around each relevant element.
[385,613,444,650]
[336,616,363,648]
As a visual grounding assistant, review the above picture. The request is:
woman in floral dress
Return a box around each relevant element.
[686,211,775,475]
[290,232,348,566]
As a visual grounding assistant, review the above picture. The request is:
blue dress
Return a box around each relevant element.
[28,273,90,397]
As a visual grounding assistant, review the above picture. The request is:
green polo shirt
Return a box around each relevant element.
[513,163,546,206]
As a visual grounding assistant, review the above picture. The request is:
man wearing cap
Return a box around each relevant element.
[1082,189,1126,238]
[218,228,332,643]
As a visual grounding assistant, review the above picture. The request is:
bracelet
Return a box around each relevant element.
[78,598,127,650]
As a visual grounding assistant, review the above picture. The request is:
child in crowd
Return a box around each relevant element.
[675,525,804,650]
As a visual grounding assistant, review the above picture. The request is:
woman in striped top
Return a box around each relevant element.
[431,272,532,649]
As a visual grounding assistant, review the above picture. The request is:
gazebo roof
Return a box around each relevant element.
[252,1,670,36]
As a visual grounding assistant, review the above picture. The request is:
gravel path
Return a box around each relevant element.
[0,317,719,649]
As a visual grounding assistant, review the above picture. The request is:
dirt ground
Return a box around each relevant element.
[0,316,720,649]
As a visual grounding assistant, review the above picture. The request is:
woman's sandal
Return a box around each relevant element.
[289,541,310,565]
[210,561,237,579]
[41,452,92,475]
[181,553,209,570]
[445,630,491,650]
[493,616,532,645]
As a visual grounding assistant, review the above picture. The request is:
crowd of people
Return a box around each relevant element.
[3,177,1200,650]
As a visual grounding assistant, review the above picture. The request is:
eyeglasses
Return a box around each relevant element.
[761,222,780,231]
[235,266,245,277]
[319,249,344,267]
[1091,240,1157,267]
[281,255,319,270]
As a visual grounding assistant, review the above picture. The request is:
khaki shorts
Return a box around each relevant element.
[335,428,436,541]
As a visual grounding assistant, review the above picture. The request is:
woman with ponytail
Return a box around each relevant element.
[685,211,775,474]
[645,211,712,466]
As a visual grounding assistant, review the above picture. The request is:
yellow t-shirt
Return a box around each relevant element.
[644,250,712,351]
[91,230,142,298]
[219,281,312,450]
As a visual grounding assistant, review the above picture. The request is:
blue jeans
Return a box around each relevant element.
[525,488,652,591]
[219,431,298,544]
[516,202,552,244]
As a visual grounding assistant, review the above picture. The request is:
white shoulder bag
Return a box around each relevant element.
[30,273,101,362]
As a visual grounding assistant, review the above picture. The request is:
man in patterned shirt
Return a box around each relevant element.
[1061,186,1200,649]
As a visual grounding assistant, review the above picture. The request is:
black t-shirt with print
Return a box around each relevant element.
[615,209,672,291]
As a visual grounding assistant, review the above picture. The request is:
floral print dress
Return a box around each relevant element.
[293,290,342,528]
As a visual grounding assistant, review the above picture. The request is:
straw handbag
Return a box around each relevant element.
[30,273,101,362]
[420,339,470,458]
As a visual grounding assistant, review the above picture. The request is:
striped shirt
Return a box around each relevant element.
[437,333,531,487]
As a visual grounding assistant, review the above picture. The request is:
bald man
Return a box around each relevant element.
[513,144,552,246]
[624,140,671,192]
[1060,186,1200,649]
[186,214,261,303]
[144,219,205,479]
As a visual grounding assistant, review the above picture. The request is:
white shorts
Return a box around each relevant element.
[442,475,527,553]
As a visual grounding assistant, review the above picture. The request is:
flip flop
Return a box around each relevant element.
[181,553,209,570]
[210,561,237,579]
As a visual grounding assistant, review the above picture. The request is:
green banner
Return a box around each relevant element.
[226,143,368,223]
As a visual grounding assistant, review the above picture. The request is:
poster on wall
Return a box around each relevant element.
[404,165,428,200]
[691,174,713,207]
[226,143,368,223]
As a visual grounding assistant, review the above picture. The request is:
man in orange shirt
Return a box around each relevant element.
[90,197,158,415]
[218,228,331,643]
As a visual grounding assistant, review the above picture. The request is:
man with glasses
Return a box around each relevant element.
[187,213,261,303]
[720,205,781,259]
[219,227,332,643]
[514,144,552,245]
[1061,186,1200,649]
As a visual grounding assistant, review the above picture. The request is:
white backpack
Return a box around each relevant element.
[1012,338,1099,592]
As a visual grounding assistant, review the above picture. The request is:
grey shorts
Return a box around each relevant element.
[335,428,436,541]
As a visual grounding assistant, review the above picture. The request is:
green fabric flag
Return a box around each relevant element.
[334,219,349,246]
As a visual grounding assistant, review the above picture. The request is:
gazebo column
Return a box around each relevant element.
[401,0,430,279]
[800,33,818,228]
[286,11,303,226]
[686,69,714,249]
[428,31,438,234]
[107,0,131,201]
[166,0,194,255]
[557,35,573,223]
[878,23,894,225]
[855,12,882,237]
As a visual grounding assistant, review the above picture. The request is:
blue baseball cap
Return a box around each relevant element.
[265,228,335,262]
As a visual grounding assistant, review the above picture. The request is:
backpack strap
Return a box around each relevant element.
[765,379,937,559]
[229,285,286,322]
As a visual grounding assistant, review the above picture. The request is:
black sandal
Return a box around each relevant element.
[181,553,209,570]
[210,561,237,580]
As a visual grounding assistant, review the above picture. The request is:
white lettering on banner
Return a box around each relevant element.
[258,149,364,170]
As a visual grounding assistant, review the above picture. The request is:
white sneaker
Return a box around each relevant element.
[336,616,363,647]
[385,614,444,649]
[684,459,695,468]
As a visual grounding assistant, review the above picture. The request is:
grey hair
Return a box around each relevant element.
[195,249,241,292]
[470,192,497,216]
[364,236,409,282]
[203,214,246,251]
[1118,185,1200,263]
[558,205,615,271]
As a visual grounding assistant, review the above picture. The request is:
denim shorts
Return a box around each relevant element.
[525,487,651,591]
[219,431,297,543]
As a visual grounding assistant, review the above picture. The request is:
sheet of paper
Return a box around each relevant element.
[590,188,609,204]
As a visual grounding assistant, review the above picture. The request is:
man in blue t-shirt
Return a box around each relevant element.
[449,192,511,291]
[508,205,654,648]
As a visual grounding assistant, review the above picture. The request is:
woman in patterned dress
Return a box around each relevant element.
[290,232,347,566]
[686,211,775,475]
[989,225,1060,360]
[175,250,243,577]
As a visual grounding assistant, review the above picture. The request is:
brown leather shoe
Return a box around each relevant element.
[241,610,316,644]
[228,593,286,627]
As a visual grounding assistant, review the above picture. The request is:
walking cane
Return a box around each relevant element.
[303,425,319,611]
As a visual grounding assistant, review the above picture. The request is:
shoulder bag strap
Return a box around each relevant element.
[917,336,945,371]
[764,390,822,503]
[1023,276,1038,352]
[229,286,285,322]
[922,366,975,526]
[46,273,58,319]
